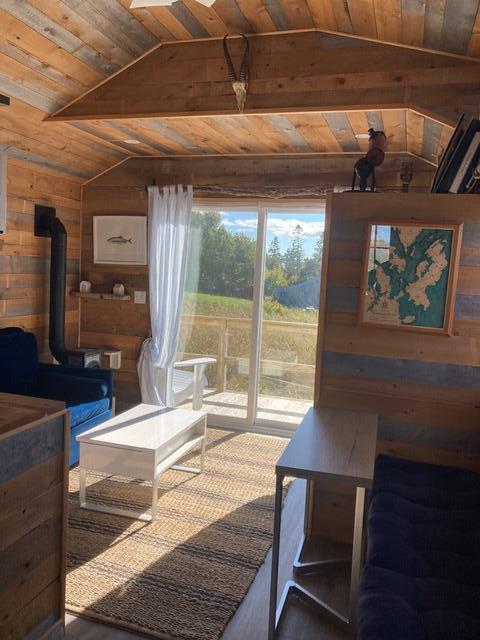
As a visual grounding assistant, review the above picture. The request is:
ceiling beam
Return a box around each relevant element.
[47,30,480,126]
[84,153,435,194]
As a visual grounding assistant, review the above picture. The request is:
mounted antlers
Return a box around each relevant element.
[223,34,250,113]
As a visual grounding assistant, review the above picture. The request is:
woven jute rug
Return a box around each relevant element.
[66,428,289,640]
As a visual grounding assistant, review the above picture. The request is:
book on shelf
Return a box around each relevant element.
[449,132,480,193]
[431,115,480,194]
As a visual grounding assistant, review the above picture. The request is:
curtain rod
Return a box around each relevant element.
[142,183,330,198]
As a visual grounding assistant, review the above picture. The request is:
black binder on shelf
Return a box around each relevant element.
[431,115,480,193]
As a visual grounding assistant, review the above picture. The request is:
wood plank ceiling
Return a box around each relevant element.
[0,0,475,180]
[73,110,450,166]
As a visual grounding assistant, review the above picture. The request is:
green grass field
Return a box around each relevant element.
[183,292,319,323]
[180,292,318,400]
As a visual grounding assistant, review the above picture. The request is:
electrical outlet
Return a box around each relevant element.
[134,290,146,304]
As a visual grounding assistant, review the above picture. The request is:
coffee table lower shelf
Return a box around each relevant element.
[78,423,206,522]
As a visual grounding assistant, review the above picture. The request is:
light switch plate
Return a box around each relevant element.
[134,290,146,304]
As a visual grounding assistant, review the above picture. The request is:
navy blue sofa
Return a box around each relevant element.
[359,454,480,640]
[0,327,113,465]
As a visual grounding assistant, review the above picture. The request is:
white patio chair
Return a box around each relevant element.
[164,357,216,410]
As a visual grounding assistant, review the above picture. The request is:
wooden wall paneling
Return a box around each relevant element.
[467,2,480,56]
[0,8,104,87]
[423,0,447,50]
[322,113,362,152]
[116,0,174,40]
[146,6,194,39]
[0,0,119,78]
[0,97,127,180]
[181,0,229,37]
[0,395,68,640]
[81,155,434,407]
[330,0,354,32]
[48,31,480,124]
[234,0,277,32]
[278,0,314,30]
[345,0,378,38]
[345,112,370,152]
[438,0,480,55]
[401,0,427,47]
[373,0,402,42]
[315,191,480,472]
[164,2,211,38]
[382,109,407,152]
[1,157,81,359]
[305,0,337,30]
[285,113,343,153]
[26,0,134,68]
[421,116,443,163]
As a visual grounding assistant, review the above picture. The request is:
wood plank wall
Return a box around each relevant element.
[81,155,435,408]
[0,394,68,640]
[315,192,480,473]
[0,157,81,359]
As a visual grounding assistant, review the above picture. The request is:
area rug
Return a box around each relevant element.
[66,429,289,640]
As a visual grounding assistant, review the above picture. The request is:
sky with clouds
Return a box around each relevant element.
[217,210,325,256]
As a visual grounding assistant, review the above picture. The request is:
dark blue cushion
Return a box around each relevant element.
[66,397,111,428]
[0,327,23,335]
[35,371,108,402]
[369,491,480,530]
[359,456,480,639]
[0,330,39,394]
[367,512,480,586]
[69,408,112,466]
[359,565,480,640]
[372,454,480,509]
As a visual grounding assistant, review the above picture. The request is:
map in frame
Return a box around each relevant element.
[359,221,462,334]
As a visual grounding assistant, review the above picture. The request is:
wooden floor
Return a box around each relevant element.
[65,479,350,640]
[182,391,312,425]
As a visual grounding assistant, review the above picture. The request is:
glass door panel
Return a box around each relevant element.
[256,210,324,426]
[177,207,258,422]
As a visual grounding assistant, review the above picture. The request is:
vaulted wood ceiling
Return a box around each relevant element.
[70,110,450,166]
[0,0,477,180]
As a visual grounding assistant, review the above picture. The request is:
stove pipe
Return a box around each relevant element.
[34,205,78,365]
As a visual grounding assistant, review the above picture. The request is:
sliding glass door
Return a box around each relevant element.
[176,202,324,430]
[257,210,323,426]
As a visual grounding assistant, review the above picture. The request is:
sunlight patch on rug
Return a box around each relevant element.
[66,429,289,640]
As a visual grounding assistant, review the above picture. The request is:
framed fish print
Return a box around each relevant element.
[358,220,463,335]
[93,216,147,265]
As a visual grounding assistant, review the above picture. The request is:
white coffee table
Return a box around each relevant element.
[76,404,207,521]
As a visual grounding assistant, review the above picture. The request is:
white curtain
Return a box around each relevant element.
[138,184,193,405]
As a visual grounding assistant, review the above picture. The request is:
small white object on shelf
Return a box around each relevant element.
[113,283,125,297]
[79,280,92,293]
[103,350,122,370]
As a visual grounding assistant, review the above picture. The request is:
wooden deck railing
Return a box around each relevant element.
[178,314,318,393]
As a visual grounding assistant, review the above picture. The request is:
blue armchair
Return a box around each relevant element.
[0,327,113,465]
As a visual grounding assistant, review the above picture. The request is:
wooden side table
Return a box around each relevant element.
[268,407,378,639]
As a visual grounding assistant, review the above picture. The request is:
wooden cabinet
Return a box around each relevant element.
[0,393,69,640]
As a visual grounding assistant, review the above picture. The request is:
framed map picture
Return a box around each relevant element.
[358,220,463,335]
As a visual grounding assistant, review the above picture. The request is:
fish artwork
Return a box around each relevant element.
[107,235,132,244]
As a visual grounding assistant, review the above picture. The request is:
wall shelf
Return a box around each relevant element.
[71,291,131,301]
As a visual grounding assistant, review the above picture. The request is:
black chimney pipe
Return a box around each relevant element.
[48,215,70,364]
[34,205,79,365]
